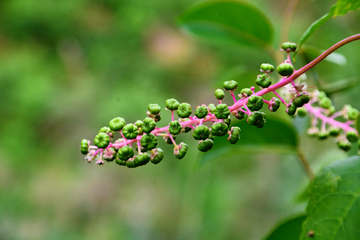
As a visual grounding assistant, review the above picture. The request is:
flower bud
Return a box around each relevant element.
[214,103,230,119]
[195,105,208,119]
[109,117,126,131]
[193,125,211,140]
[215,89,225,100]
[223,80,238,90]
[255,74,271,88]
[122,124,139,139]
[150,148,164,164]
[247,95,264,111]
[148,103,161,115]
[169,121,182,135]
[208,104,216,114]
[135,120,143,128]
[277,63,294,76]
[80,139,90,155]
[177,103,192,118]
[198,139,214,152]
[165,98,180,111]
[94,132,110,149]
[210,122,229,136]
[260,63,275,73]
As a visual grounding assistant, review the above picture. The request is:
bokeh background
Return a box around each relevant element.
[1,0,360,239]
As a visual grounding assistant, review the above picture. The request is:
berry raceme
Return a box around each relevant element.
[80,39,360,167]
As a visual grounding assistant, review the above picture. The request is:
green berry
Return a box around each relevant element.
[169,121,182,135]
[329,127,340,137]
[148,104,161,115]
[140,134,158,150]
[268,97,281,112]
[165,98,180,111]
[118,146,135,160]
[260,63,275,73]
[223,80,238,90]
[208,104,216,114]
[134,153,150,166]
[143,117,156,133]
[177,103,192,118]
[122,124,139,139]
[103,147,117,161]
[214,104,230,119]
[345,105,359,120]
[247,111,266,128]
[240,88,252,97]
[281,42,297,52]
[135,120,143,128]
[126,158,138,168]
[94,132,110,149]
[109,117,126,131]
[247,95,264,111]
[154,114,161,122]
[174,142,188,159]
[328,106,336,116]
[320,97,332,109]
[195,105,208,119]
[150,148,164,164]
[292,94,310,108]
[228,126,241,144]
[211,122,229,136]
[193,125,210,140]
[346,131,358,143]
[224,117,231,126]
[255,74,272,88]
[337,140,352,151]
[99,126,115,138]
[215,89,225,100]
[198,139,214,152]
[307,127,319,137]
[80,139,89,155]
[232,109,245,120]
[163,135,176,144]
[318,131,329,140]
[318,91,327,99]
[115,158,126,166]
[277,63,294,76]
[297,107,307,117]
[286,103,297,116]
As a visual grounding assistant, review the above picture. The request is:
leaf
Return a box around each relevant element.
[177,0,274,51]
[263,214,307,240]
[300,156,360,240]
[301,44,347,66]
[294,0,360,60]
[200,112,298,164]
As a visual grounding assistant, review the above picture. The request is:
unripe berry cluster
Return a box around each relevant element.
[80,42,360,167]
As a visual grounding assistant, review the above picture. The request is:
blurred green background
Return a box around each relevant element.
[0,0,360,239]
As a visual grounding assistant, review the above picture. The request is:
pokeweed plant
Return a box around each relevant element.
[80,0,360,239]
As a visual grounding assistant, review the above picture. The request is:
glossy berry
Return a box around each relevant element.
[277,63,294,76]
[150,148,164,164]
[177,103,192,118]
[337,140,352,151]
[195,105,208,119]
[169,121,182,135]
[215,89,225,100]
[214,104,230,119]
[143,117,156,133]
[118,146,135,160]
[223,80,238,90]
[329,127,340,137]
[99,127,115,138]
[292,94,310,107]
[255,74,271,88]
[224,117,231,126]
[126,158,138,168]
[346,131,359,143]
[109,117,126,131]
[115,158,126,166]
[320,97,332,109]
[198,139,214,152]
[134,153,151,166]
[240,88,252,98]
[247,111,266,128]
[268,97,281,112]
[260,63,275,73]
[232,109,245,120]
[318,131,329,140]
[228,126,241,144]
[247,95,264,111]
[286,103,297,116]
[345,105,359,120]
[140,134,158,150]
[281,42,297,52]
[193,125,210,140]
[135,120,143,128]
[174,142,188,159]
[211,122,229,136]
[165,98,180,111]
[80,139,89,155]
[94,132,110,148]
[148,104,161,115]
[122,124,139,139]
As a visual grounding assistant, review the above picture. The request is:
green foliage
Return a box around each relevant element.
[263,214,307,240]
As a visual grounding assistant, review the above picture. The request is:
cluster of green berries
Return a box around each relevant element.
[80,41,360,166]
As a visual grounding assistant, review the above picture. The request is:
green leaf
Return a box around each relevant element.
[295,0,360,60]
[177,0,274,51]
[301,44,347,66]
[263,214,307,240]
[200,113,298,164]
[300,156,360,240]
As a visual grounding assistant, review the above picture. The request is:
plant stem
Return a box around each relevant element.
[297,149,314,180]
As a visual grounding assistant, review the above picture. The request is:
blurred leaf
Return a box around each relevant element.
[321,77,358,94]
[200,113,298,164]
[301,44,347,66]
[263,214,306,240]
[177,0,274,52]
[300,156,360,240]
[294,0,360,60]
